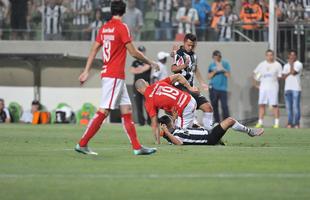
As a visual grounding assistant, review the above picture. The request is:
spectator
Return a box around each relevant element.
[153,0,178,41]
[0,98,11,123]
[151,51,169,83]
[217,4,238,41]
[123,0,143,41]
[210,0,228,29]
[193,0,211,40]
[282,50,303,128]
[130,46,151,126]
[71,0,92,40]
[176,0,199,36]
[9,0,29,40]
[207,50,231,123]
[39,0,67,40]
[20,100,40,123]
[253,49,282,128]
[84,8,102,41]
[239,0,263,40]
[0,0,8,40]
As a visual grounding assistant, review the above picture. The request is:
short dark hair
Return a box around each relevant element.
[111,0,126,17]
[184,33,197,42]
[0,98,4,103]
[32,100,40,106]
[212,50,222,57]
[289,49,297,55]
[266,49,274,54]
[158,115,172,126]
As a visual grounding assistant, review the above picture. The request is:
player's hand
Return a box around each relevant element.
[151,61,160,72]
[79,70,89,85]
[171,44,179,57]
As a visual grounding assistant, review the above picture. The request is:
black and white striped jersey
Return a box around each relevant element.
[163,127,211,145]
[173,47,197,87]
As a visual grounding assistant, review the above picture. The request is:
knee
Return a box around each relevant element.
[226,117,236,125]
[200,102,213,112]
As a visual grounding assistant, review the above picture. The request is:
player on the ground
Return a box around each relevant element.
[135,74,199,144]
[158,115,264,145]
[171,33,214,130]
[75,0,158,156]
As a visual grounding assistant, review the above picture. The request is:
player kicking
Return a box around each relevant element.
[135,74,200,144]
[75,1,158,156]
[171,33,214,130]
[158,115,264,145]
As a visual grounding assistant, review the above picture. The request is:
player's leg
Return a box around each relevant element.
[191,91,214,130]
[221,117,264,137]
[119,83,156,155]
[75,108,110,155]
[75,78,121,155]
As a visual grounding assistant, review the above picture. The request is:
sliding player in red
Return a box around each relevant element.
[135,74,199,144]
[75,1,158,155]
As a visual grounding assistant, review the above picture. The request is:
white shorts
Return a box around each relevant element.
[100,77,131,109]
[176,96,197,128]
[258,88,279,106]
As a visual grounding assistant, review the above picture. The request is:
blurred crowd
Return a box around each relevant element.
[0,0,309,41]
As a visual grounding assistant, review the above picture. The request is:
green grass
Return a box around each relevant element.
[0,124,310,200]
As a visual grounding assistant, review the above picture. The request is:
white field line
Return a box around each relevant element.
[1,173,310,179]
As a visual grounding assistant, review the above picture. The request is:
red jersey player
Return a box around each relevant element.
[135,74,199,144]
[75,1,158,156]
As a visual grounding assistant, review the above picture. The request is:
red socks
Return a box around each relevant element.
[79,111,106,147]
[122,113,142,150]
[79,112,141,150]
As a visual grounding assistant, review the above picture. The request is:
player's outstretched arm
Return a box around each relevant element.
[126,42,159,70]
[195,67,209,92]
[79,41,101,84]
[151,116,161,144]
[169,74,199,93]
[161,124,183,145]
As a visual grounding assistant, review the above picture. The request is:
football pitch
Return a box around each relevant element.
[0,124,309,200]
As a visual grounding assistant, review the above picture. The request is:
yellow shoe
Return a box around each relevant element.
[273,124,279,128]
[255,123,263,128]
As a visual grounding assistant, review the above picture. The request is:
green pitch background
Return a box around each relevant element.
[0,124,309,200]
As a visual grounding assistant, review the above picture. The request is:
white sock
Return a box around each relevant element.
[232,121,251,134]
[274,118,279,126]
[202,112,213,130]
[258,119,263,125]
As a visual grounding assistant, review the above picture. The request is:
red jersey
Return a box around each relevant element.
[96,18,132,79]
[144,78,191,118]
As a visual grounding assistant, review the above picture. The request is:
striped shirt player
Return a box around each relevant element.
[158,115,264,145]
[172,45,209,111]
[172,34,213,130]
[75,1,158,156]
